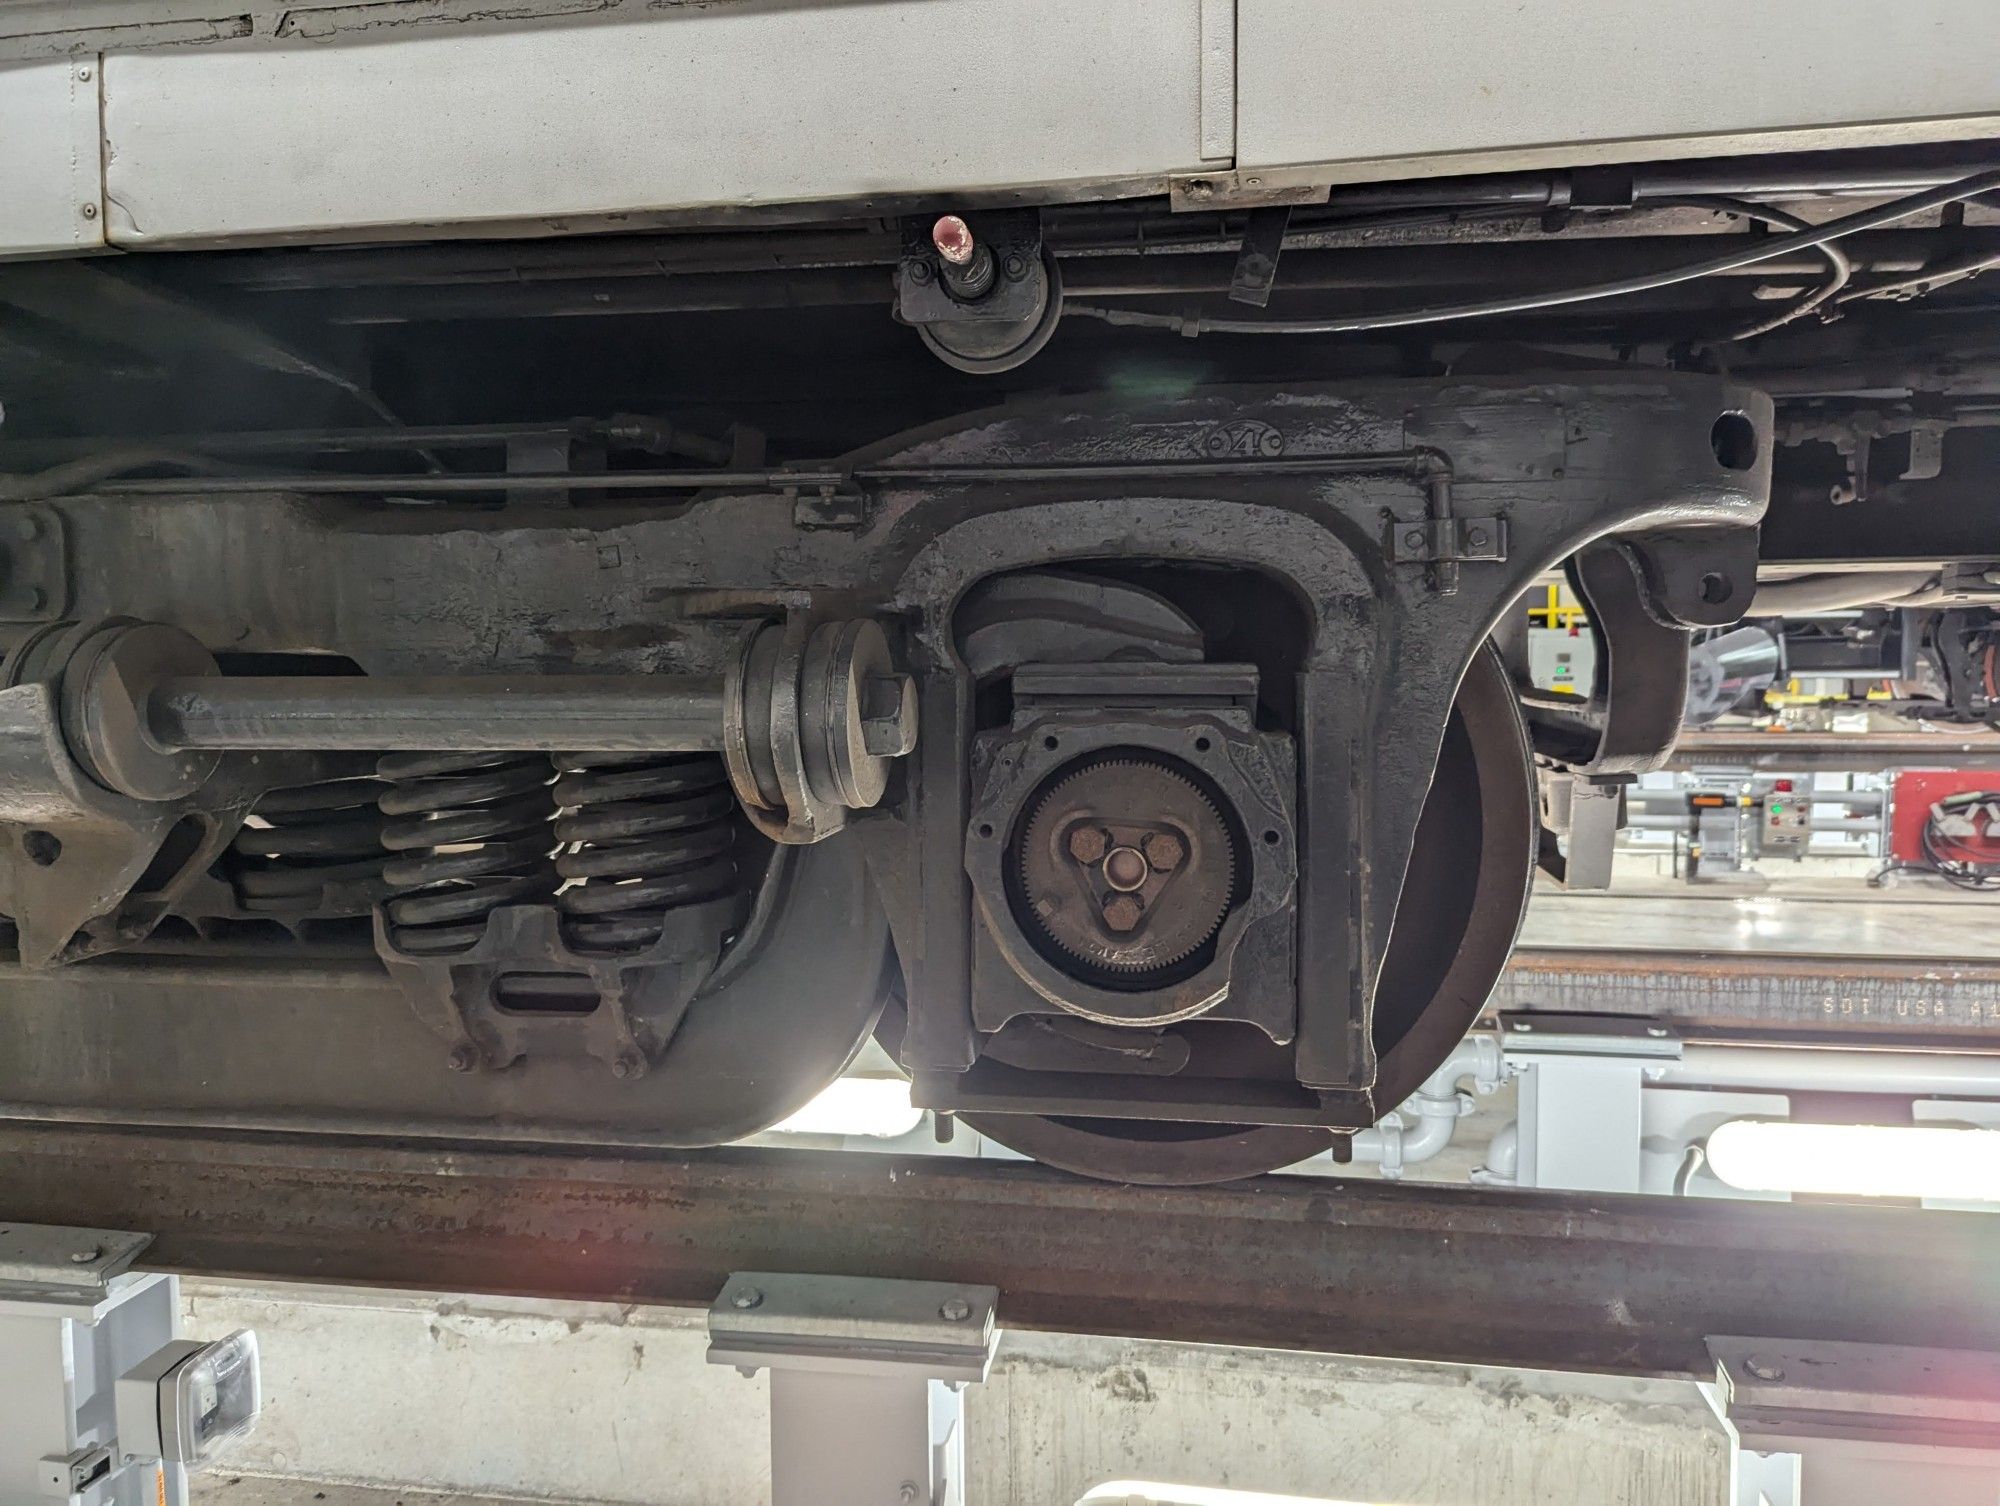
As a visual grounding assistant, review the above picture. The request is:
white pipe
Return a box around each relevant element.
[1347,1033,1508,1177]
[1748,570,1936,615]
[1657,1044,2000,1097]
[1627,791,1885,811]
[1623,814,1880,833]
[1476,1121,1520,1186]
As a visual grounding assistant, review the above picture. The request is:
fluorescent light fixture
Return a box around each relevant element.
[1706,1119,2000,1202]
[767,1077,923,1139]
[1077,1485,1386,1506]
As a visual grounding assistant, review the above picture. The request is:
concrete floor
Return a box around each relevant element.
[183,1281,1729,1506]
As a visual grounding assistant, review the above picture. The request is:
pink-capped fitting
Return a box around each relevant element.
[931,215,977,266]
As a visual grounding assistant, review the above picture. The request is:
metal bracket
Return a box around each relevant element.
[1902,425,1947,482]
[791,480,872,531]
[0,674,257,967]
[0,1223,151,1313]
[0,506,68,622]
[375,899,742,1079]
[1384,514,1507,566]
[708,1272,999,1506]
[1169,174,1329,211]
[1711,1337,2000,1506]
[1502,1012,1680,1193]
[1228,205,1293,308]
[1522,542,1693,777]
[1535,772,1628,890]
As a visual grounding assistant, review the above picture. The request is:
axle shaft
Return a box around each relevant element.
[146,675,728,754]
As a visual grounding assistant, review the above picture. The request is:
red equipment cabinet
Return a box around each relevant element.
[1891,770,2000,864]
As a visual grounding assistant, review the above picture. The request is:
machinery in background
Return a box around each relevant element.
[1671,777,1820,882]
[1684,627,1784,727]
[1524,623,1593,701]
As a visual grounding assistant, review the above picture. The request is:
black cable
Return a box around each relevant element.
[0,448,239,503]
[1645,196,1851,342]
[1064,166,2000,338]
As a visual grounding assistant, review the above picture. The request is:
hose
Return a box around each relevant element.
[1645,195,1851,342]
[0,448,237,503]
[1918,789,2000,891]
[1064,167,2000,339]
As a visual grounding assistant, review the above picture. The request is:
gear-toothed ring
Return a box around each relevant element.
[1012,753,1236,981]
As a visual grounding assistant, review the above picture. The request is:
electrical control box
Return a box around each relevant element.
[1759,776,1813,859]
[1527,627,1595,698]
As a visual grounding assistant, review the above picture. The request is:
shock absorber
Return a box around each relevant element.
[376,752,557,955]
[226,773,390,917]
[551,752,743,951]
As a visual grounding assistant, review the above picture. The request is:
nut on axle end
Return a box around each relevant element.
[723,617,918,843]
[62,620,220,801]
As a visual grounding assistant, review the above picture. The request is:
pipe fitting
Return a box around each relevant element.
[1348,1032,1511,1176]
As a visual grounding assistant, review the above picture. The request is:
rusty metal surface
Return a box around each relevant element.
[1497,947,2000,1041]
[1665,731,2000,772]
[0,1123,1996,1379]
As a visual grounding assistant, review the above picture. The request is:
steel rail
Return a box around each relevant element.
[1664,731,2000,771]
[0,1123,1996,1379]
[1496,948,2000,1040]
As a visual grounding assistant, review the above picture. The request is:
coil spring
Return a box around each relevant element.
[551,752,741,951]
[227,774,390,916]
[377,752,557,955]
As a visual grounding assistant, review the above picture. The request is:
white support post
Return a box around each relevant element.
[707,1272,1000,1506]
[0,1226,175,1506]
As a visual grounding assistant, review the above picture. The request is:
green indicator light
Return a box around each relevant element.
[1770,803,1784,815]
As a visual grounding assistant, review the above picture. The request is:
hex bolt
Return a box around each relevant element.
[76,65,92,81]
[611,1050,646,1080]
[1403,529,1427,550]
[731,1286,764,1310]
[939,1297,973,1322]
[69,1246,99,1264]
[1143,831,1185,871]
[446,1043,479,1073]
[1745,1355,1786,1382]
[1466,527,1488,548]
[860,673,918,757]
[898,1484,920,1505]
[1102,893,1144,932]
[1067,825,1109,864]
